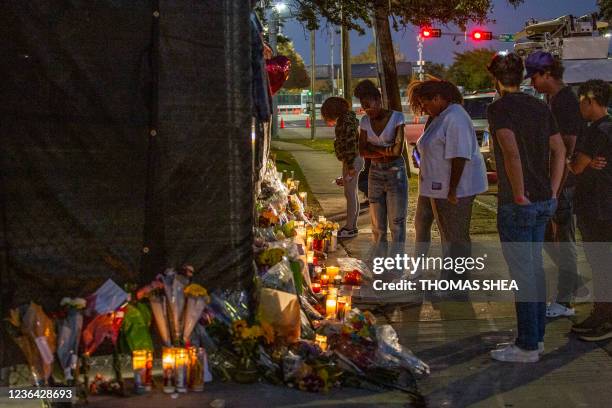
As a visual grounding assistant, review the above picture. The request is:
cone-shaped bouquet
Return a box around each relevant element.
[182,284,210,344]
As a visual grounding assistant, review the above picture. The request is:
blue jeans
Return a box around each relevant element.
[368,158,408,244]
[497,198,557,351]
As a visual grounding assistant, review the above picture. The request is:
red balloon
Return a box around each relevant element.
[266,56,291,95]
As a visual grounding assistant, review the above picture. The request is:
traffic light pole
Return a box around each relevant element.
[417,34,424,81]
[270,9,279,140]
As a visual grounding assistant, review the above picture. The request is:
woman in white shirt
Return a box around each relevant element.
[408,80,488,272]
[354,80,408,245]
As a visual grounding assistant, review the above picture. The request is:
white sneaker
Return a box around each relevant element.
[490,344,539,363]
[546,302,576,318]
[496,341,544,355]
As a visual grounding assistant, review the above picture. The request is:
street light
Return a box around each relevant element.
[270,2,286,140]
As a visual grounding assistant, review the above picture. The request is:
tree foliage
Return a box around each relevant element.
[599,0,612,23]
[351,41,406,63]
[277,40,311,90]
[293,0,524,34]
[446,49,497,92]
[424,62,448,80]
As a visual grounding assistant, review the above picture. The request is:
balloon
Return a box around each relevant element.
[266,56,291,95]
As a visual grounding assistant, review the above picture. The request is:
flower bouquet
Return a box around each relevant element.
[6,302,57,385]
[57,297,86,383]
[182,284,210,345]
[161,269,189,345]
[119,302,153,353]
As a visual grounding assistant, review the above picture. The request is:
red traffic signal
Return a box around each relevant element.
[471,30,493,41]
[420,27,441,38]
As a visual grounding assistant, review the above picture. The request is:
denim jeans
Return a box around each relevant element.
[497,198,557,351]
[414,195,435,257]
[368,158,408,244]
[544,186,578,304]
[342,156,365,230]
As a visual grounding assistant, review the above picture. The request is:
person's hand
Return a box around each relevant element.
[347,168,357,178]
[447,190,458,205]
[335,176,344,186]
[590,156,607,170]
[514,194,531,206]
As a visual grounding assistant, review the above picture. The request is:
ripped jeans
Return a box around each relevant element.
[368,158,408,244]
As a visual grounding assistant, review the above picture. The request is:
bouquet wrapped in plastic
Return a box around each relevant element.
[182,284,211,344]
[6,303,57,384]
[161,269,189,345]
[149,292,171,346]
[82,305,126,356]
[56,298,85,382]
[119,302,153,352]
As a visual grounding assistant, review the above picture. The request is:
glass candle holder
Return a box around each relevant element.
[326,266,339,280]
[325,297,337,320]
[320,274,329,286]
[315,334,328,351]
[162,347,176,394]
[311,282,321,293]
[175,347,189,393]
[132,350,147,394]
[188,347,205,392]
[337,296,348,321]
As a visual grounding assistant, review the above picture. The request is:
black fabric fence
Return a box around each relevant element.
[0,1,253,366]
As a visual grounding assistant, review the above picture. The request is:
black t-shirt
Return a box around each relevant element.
[549,86,584,187]
[487,92,559,205]
[574,115,612,220]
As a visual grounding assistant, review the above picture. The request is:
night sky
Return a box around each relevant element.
[281,0,601,66]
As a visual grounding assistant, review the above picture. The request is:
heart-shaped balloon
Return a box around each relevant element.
[266,55,291,95]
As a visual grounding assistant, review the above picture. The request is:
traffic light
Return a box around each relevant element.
[471,30,493,41]
[420,27,441,38]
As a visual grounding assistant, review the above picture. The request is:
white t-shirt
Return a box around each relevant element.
[416,103,488,199]
[360,111,405,146]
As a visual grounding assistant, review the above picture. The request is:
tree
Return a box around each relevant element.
[351,41,406,63]
[599,0,612,23]
[294,0,524,107]
[277,39,310,90]
[446,49,497,92]
[424,62,447,80]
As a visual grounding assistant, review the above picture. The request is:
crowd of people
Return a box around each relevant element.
[321,50,612,364]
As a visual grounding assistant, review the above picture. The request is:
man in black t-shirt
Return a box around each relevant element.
[526,51,583,317]
[568,80,612,342]
[486,53,566,363]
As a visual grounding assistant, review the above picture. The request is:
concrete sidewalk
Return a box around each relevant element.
[272,139,612,408]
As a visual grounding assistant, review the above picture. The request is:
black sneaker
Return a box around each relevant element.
[578,322,612,342]
[571,312,609,333]
[338,228,358,238]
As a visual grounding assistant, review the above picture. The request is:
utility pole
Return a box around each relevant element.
[330,29,335,96]
[371,2,401,111]
[340,24,351,106]
[269,8,279,139]
[310,30,316,141]
[417,34,424,81]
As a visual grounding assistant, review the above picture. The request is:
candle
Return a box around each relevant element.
[175,347,189,393]
[328,287,338,298]
[296,227,307,243]
[299,192,307,208]
[188,347,205,392]
[306,251,314,265]
[326,297,337,319]
[320,274,329,286]
[132,350,147,394]
[145,350,153,391]
[311,282,321,293]
[327,266,340,280]
[315,334,328,351]
[330,230,337,252]
[306,236,313,251]
[333,275,342,286]
[162,347,176,394]
[337,296,347,321]
[318,215,326,223]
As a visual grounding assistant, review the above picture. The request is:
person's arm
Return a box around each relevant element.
[359,129,383,159]
[367,125,405,157]
[568,152,593,175]
[549,133,567,198]
[496,128,529,204]
[448,158,467,204]
[590,156,608,170]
